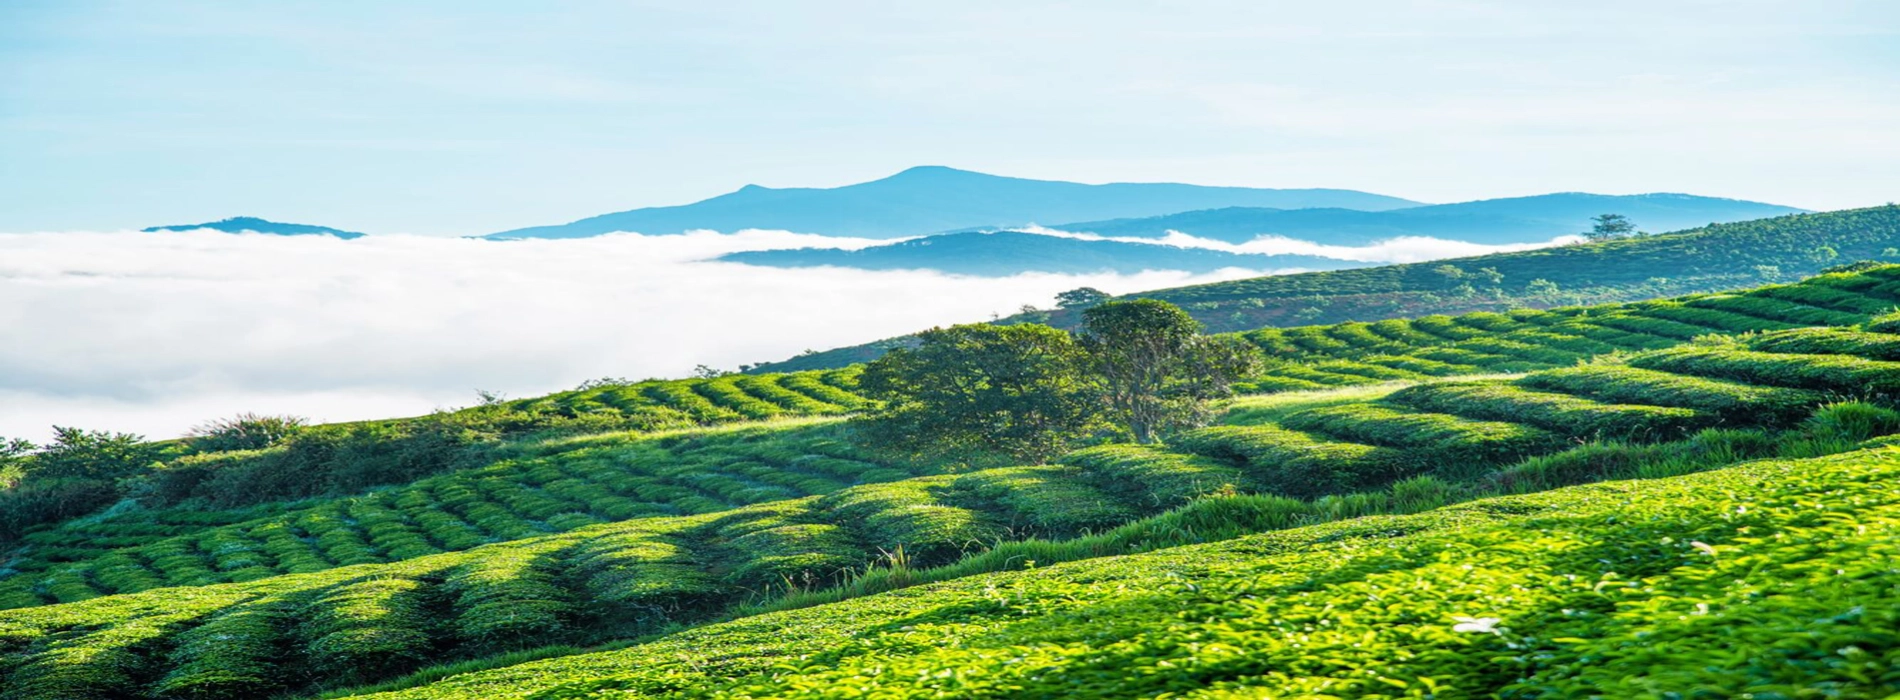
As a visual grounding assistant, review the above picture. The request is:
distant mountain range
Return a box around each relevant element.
[481,166,1420,239]
[1004,193,1807,246]
[718,231,1369,276]
[142,217,367,239]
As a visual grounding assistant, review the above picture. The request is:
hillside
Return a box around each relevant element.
[480,166,1418,239]
[1027,192,1805,245]
[141,216,368,239]
[7,295,1900,696]
[716,230,1369,276]
[747,205,1900,372]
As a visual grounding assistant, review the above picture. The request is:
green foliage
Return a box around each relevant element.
[24,316,1900,697]
[1059,444,1244,507]
[1080,300,1262,442]
[1278,403,1563,467]
[1386,379,1706,438]
[857,323,1100,464]
[1630,345,1900,396]
[30,427,157,482]
[298,577,436,683]
[185,413,308,453]
[1170,425,1412,498]
[342,447,1900,700]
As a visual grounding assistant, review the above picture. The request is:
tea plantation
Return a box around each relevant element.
[7,275,1900,697]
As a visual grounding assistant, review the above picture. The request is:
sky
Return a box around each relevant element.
[2,1,1897,236]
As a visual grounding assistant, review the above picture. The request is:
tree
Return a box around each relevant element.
[187,413,308,453]
[1585,214,1636,241]
[1078,300,1262,444]
[0,438,34,488]
[30,427,157,482]
[856,323,1099,463]
[1474,266,1505,287]
[1055,287,1110,309]
[1526,278,1561,301]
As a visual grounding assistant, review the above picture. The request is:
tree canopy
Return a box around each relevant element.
[855,323,1100,464]
[1079,300,1260,443]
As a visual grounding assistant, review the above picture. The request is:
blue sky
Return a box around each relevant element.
[2,0,1896,235]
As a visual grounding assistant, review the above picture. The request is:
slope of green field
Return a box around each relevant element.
[9,317,1900,698]
[0,421,927,609]
[1233,265,1900,391]
[342,444,1900,699]
[748,205,1900,372]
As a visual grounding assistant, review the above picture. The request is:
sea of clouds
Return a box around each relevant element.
[0,228,1570,441]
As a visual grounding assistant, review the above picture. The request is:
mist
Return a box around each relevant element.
[0,230,1284,441]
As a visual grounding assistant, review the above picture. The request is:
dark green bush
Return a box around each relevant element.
[1170,425,1414,498]
[1279,404,1564,465]
[1518,364,1824,424]
[1386,380,1706,438]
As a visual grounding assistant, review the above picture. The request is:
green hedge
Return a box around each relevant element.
[1278,404,1564,465]
[1518,364,1825,424]
[1628,345,1900,396]
[1386,380,1706,438]
[1170,425,1414,498]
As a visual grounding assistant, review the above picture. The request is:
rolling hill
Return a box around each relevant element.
[480,166,1419,240]
[6,282,1900,697]
[746,205,1900,372]
[715,230,1370,276]
[1027,192,1806,245]
[141,216,368,239]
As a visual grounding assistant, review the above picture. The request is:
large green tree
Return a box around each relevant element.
[1079,300,1261,443]
[856,323,1099,463]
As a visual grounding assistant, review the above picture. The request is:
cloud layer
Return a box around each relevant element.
[1001,225,1578,263]
[0,230,1283,440]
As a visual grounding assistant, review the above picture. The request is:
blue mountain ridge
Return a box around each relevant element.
[141,217,367,239]
[1015,193,1806,246]
[482,166,1421,239]
[716,230,1369,277]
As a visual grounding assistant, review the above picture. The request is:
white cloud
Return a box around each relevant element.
[1000,225,1577,263]
[0,230,1273,441]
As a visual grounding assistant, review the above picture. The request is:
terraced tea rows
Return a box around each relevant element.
[503,369,868,426]
[352,445,1900,699]
[10,317,1900,698]
[0,423,922,609]
[1233,265,1900,392]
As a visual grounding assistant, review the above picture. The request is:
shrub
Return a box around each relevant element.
[1628,345,1900,396]
[1061,444,1245,506]
[1279,404,1564,466]
[298,577,436,682]
[950,466,1140,535]
[1518,364,1824,424]
[1386,380,1706,439]
[1802,402,1900,442]
[153,603,292,699]
[1748,327,1900,361]
[186,413,308,453]
[1170,425,1414,498]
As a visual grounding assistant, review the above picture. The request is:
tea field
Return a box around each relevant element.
[9,312,1900,697]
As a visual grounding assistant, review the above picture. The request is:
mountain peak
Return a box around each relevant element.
[881,165,989,181]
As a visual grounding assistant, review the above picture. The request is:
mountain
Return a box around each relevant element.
[141,216,367,239]
[1027,193,1806,245]
[746,205,1900,372]
[481,166,1420,239]
[716,230,1370,276]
